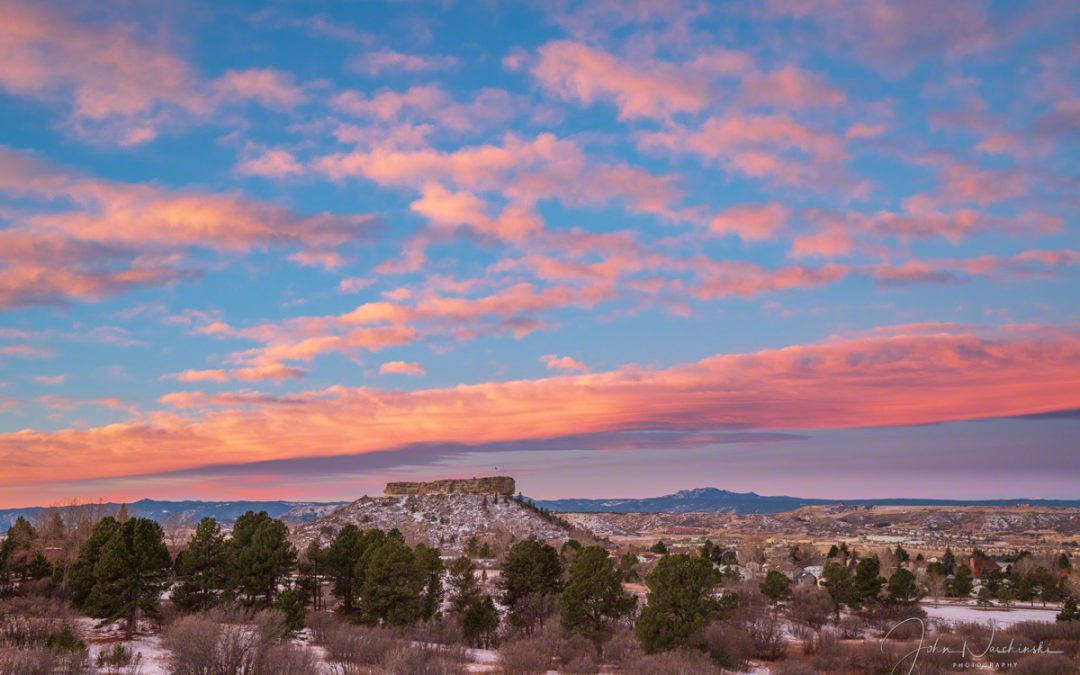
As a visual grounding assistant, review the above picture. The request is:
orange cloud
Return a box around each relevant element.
[2,328,1077,490]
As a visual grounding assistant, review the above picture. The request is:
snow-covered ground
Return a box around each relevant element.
[922,601,1060,628]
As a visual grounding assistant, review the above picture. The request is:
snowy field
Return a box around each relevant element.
[922,601,1060,628]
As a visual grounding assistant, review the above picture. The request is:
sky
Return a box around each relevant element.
[0,0,1078,508]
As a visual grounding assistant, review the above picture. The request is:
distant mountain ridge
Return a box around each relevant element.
[534,487,1080,514]
[5,488,1080,528]
[0,498,348,529]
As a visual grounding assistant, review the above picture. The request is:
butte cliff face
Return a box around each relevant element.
[289,476,578,554]
[384,476,515,497]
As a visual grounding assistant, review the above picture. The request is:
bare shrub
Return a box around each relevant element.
[163,611,318,675]
[382,643,466,675]
[739,611,785,661]
[700,621,753,669]
[1005,620,1080,658]
[317,621,398,666]
[620,648,718,674]
[498,637,554,674]
[600,625,638,667]
[787,586,832,631]
[403,616,464,646]
[1008,653,1078,675]
[0,645,92,675]
[835,615,867,639]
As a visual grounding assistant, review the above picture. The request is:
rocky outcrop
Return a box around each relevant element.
[385,476,515,496]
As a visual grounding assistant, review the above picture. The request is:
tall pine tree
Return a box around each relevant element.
[86,518,171,638]
[172,517,227,613]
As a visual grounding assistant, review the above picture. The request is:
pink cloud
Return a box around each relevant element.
[33,375,66,385]
[530,40,719,120]
[211,68,306,109]
[740,66,846,109]
[541,354,590,373]
[639,114,853,189]
[709,203,791,241]
[348,50,459,75]
[379,361,426,376]
[236,148,304,178]
[0,147,376,309]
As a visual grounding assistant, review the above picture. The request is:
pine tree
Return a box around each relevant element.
[172,517,227,613]
[358,538,426,626]
[297,539,325,611]
[85,517,171,638]
[0,516,49,586]
[821,561,854,620]
[463,595,499,648]
[942,547,956,576]
[69,516,120,610]
[949,565,974,598]
[560,546,636,655]
[447,556,481,614]
[273,588,306,631]
[415,543,444,621]
[852,556,885,605]
[326,525,367,611]
[116,504,129,523]
[887,567,919,605]
[635,553,720,653]
[499,539,563,632]
[227,511,296,606]
[760,569,793,605]
[1057,596,1080,622]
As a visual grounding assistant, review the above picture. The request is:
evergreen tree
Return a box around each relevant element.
[227,511,296,606]
[852,556,885,605]
[499,539,563,632]
[415,543,444,621]
[635,553,720,654]
[86,518,171,638]
[821,561,854,620]
[358,538,426,626]
[760,569,793,605]
[894,545,910,564]
[649,540,668,555]
[325,525,368,611]
[1056,553,1071,572]
[0,516,50,586]
[1057,596,1080,622]
[69,516,120,610]
[949,565,974,598]
[618,552,640,582]
[942,547,957,576]
[826,544,840,559]
[463,595,499,648]
[116,504,129,523]
[447,556,481,614]
[297,539,325,611]
[172,517,227,613]
[273,588,306,632]
[887,567,919,605]
[560,546,636,655]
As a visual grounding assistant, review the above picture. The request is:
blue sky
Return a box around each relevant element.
[0,0,1077,506]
